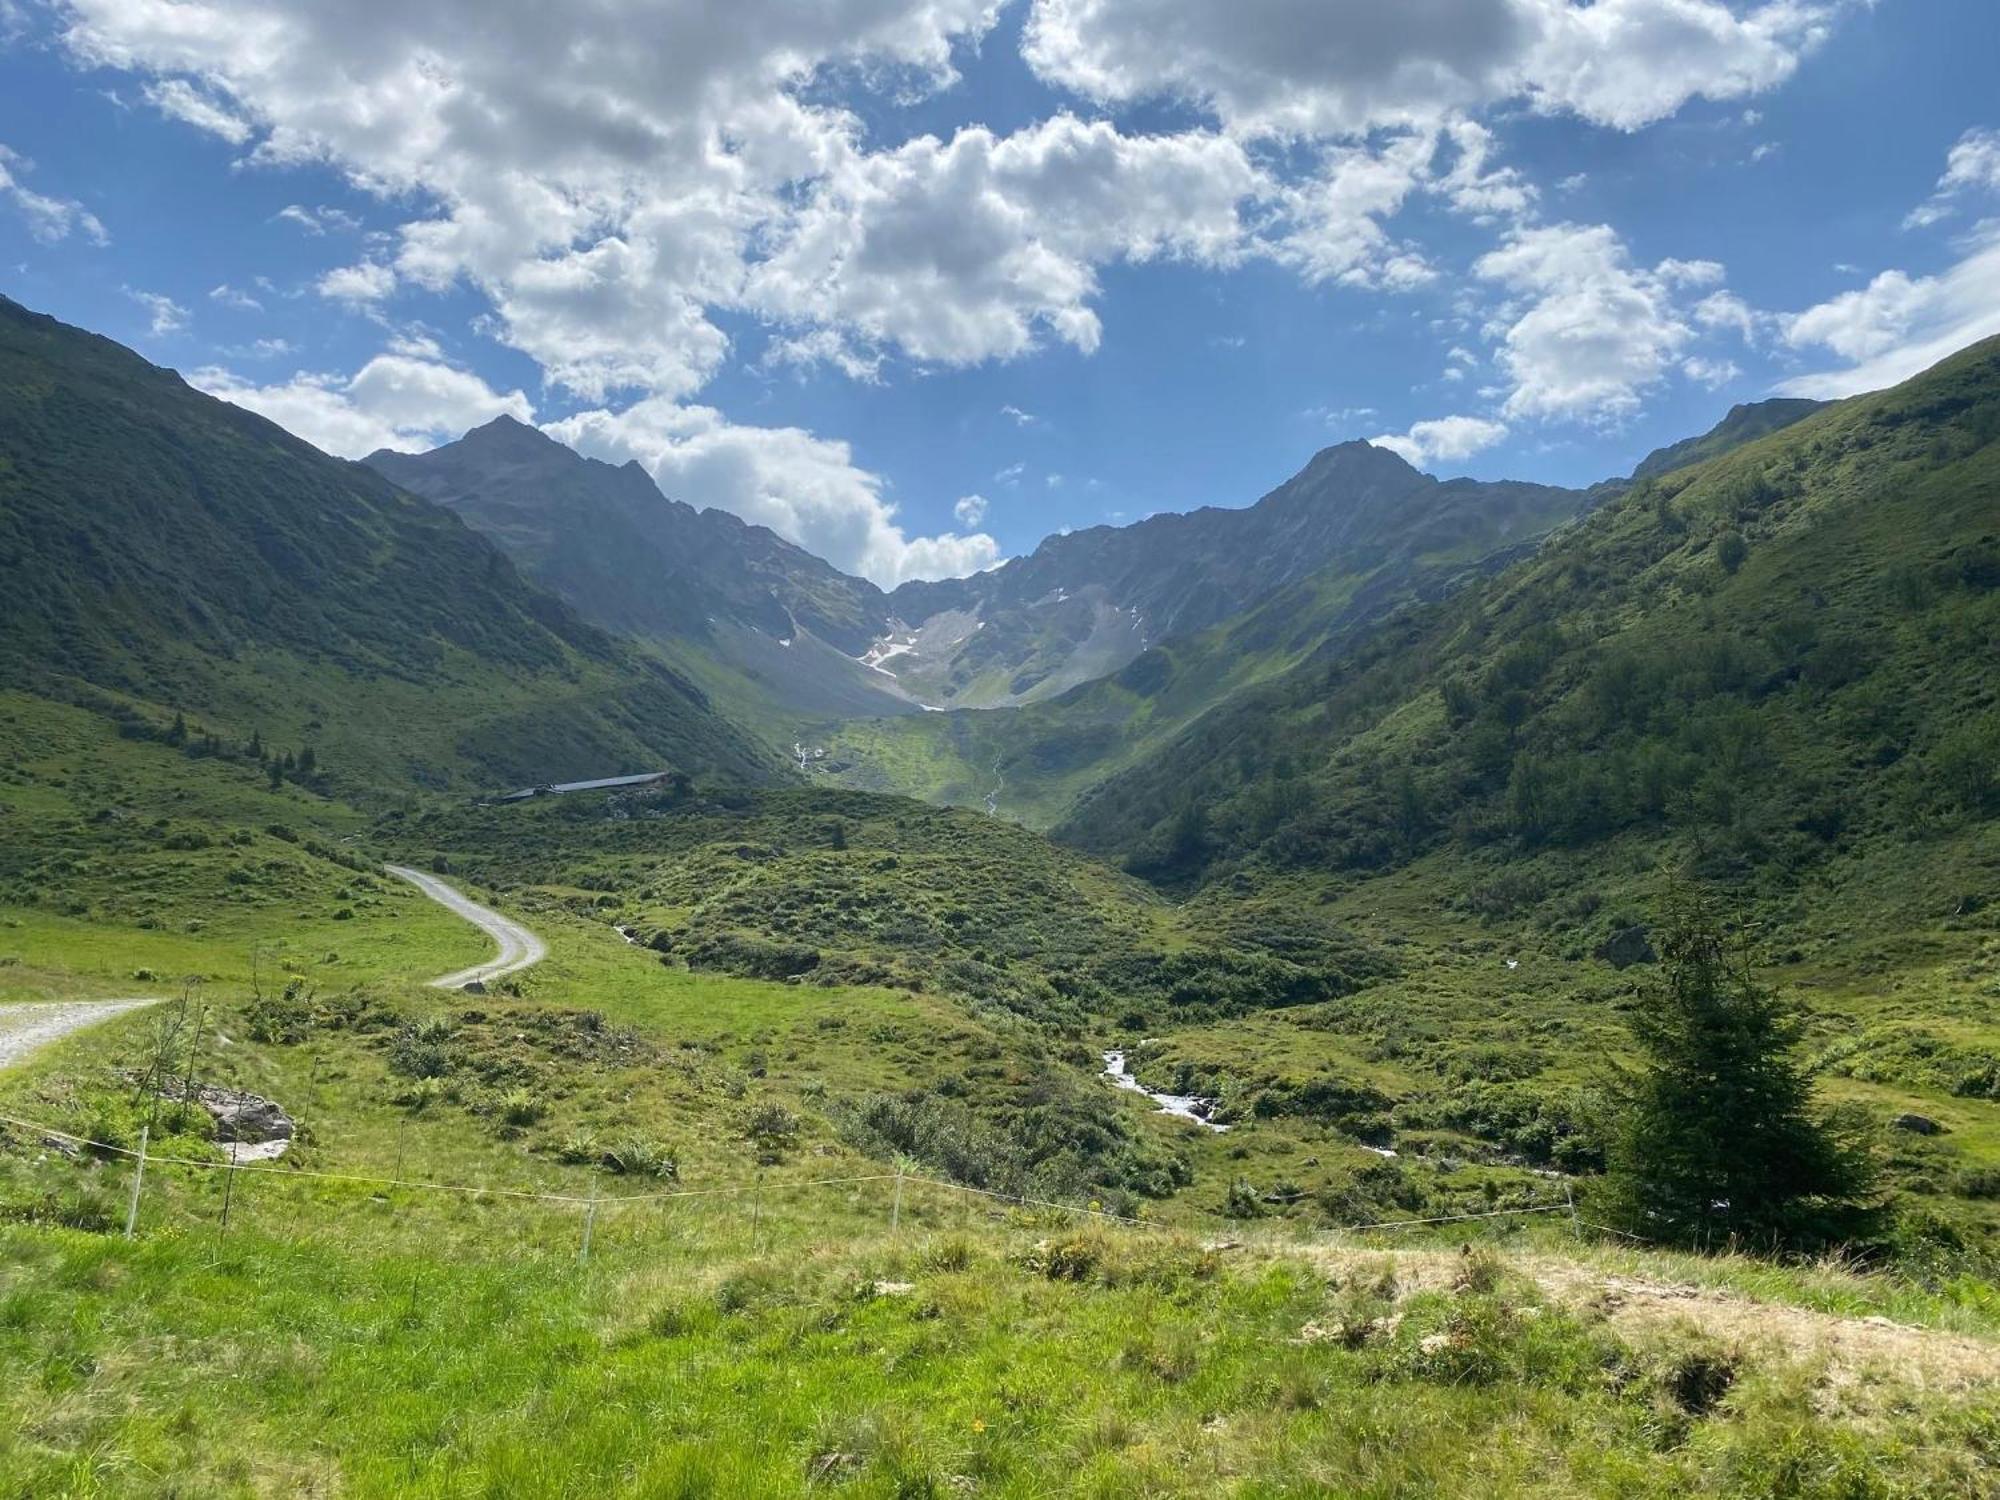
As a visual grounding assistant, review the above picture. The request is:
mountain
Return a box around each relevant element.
[821,446,1586,822]
[1056,337,2000,929]
[1629,396,1827,482]
[373,422,1585,742]
[0,297,774,792]
[876,442,1583,708]
[366,417,915,729]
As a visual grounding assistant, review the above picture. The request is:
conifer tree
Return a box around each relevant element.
[1600,889,1875,1249]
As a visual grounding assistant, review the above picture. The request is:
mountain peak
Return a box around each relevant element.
[456,411,562,453]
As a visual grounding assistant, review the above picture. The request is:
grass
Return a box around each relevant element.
[1,764,1996,1493]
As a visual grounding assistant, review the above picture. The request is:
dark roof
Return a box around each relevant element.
[490,771,669,802]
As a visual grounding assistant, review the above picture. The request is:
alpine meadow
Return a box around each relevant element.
[2,3,1999,1496]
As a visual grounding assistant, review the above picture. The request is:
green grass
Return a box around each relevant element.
[1,729,1995,1492]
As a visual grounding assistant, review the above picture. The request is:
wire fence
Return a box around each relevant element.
[0,1105,1589,1260]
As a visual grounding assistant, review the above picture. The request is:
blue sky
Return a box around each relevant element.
[3,0,1998,586]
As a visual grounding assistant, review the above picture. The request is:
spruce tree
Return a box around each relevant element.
[1600,889,1875,1250]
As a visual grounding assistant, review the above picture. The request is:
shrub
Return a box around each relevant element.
[499,1088,543,1127]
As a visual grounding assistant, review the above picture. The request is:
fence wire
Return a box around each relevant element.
[0,1106,1580,1242]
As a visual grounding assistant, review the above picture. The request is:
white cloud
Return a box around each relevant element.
[1370,414,1509,467]
[0,144,107,244]
[1778,228,2000,398]
[1692,289,1763,342]
[1000,404,1037,426]
[993,461,1026,483]
[223,336,295,359]
[1474,222,1702,422]
[62,0,1008,399]
[275,203,361,235]
[746,114,1263,366]
[544,399,1001,586]
[141,78,252,144]
[1904,126,2000,229]
[208,282,263,311]
[761,328,885,383]
[1681,355,1740,387]
[193,353,533,456]
[953,493,989,526]
[317,261,396,304]
[124,287,187,335]
[58,0,1772,414]
[1022,0,1829,138]
[1656,257,1725,288]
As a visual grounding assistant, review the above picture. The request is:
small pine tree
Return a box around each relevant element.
[1715,530,1749,574]
[298,745,317,776]
[166,711,187,746]
[1599,890,1874,1250]
[267,758,284,790]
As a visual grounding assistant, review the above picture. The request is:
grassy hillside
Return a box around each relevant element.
[2,739,1997,1492]
[1063,336,2000,903]
[1,663,1995,1492]
[0,298,774,794]
[821,526,1544,827]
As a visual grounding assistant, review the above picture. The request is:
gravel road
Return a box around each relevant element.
[385,864,548,989]
[0,999,161,1071]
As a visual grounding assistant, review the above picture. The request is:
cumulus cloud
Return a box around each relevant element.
[57,0,1769,410]
[193,354,533,456]
[747,115,1263,366]
[61,0,1008,398]
[953,493,989,526]
[1778,227,2000,398]
[1474,222,1706,422]
[1692,289,1763,342]
[1022,0,1829,138]
[317,261,396,304]
[1370,414,1509,467]
[124,287,187,335]
[0,143,107,244]
[544,400,1001,586]
[1904,126,2000,229]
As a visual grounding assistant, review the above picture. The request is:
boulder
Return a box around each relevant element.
[192,1084,295,1144]
[1595,925,1657,969]
[1891,1113,1943,1136]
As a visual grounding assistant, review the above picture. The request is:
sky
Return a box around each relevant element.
[2,1,1998,589]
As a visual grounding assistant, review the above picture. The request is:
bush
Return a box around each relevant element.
[499,1088,543,1127]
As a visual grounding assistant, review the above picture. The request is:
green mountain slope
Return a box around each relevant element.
[0,297,774,792]
[822,449,1583,824]
[876,442,1582,709]
[1630,396,1826,481]
[367,419,915,734]
[1058,338,2000,927]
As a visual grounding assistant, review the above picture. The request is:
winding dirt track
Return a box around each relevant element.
[0,999,161,1071]
[385,864,548,989]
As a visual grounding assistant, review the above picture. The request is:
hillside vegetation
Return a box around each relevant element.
[816,399,1821,828]
[1064,337,2000,909]
[0,298,774,793]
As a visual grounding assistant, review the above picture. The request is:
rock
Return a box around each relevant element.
[1891,1113,1943,1135]
[461,979,488,995]
[1595,925,1657,969]
[183,1083,295,1144]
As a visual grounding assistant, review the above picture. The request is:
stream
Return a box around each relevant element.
[1101,1050,1230,1132]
